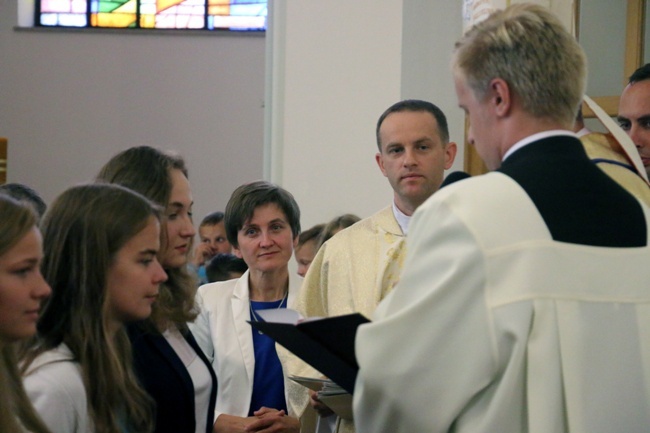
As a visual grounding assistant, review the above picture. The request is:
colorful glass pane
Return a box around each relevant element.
[36,0,266,30]
[40,0,73,13]
[39,0,87,25]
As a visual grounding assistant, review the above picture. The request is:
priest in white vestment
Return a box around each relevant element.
[354,5,650,433]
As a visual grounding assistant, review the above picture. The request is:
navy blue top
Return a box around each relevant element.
[128,323,218,433]
[248,298,288,416]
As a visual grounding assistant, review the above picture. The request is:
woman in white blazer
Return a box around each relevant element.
[191,181,302,433]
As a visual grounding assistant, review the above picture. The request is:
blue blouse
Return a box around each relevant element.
[248,298,288,416]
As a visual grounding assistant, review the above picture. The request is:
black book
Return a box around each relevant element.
[249,309,370,394]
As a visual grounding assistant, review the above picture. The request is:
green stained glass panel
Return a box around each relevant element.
[96,0,129,13]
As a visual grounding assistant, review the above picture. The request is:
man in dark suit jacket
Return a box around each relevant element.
[353,4,650,433]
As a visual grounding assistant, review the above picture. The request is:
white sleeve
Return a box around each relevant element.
[188,284,215,362]
[353,198,498,433]
[23,362,88,433]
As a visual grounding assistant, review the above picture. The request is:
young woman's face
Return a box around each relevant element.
[105,217,167,327]
[162,169,196,269]
[0,227,51,343]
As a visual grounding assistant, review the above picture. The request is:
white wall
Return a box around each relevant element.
[267,1,465,229]
[0,0,266,224]
[578,0,627,95]
[400,0,464,170]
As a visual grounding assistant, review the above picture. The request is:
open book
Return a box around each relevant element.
[250,308,370,394]
[289,375,353,420]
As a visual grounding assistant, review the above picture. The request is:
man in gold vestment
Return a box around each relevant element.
[574,108,650,206]
[280,99,457,433]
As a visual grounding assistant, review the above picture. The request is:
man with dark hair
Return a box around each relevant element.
[628,62,650,82]
[373,100,454,216]
[354,5,650,433]
[280,99,457,433]
[375,99,451,149]
[618,62,650,178]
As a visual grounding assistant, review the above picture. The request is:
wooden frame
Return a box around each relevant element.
[464,0,647,175]
[0,138,6,185]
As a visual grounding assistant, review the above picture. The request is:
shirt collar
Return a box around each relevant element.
[392,201,411,235]
[503,130,578,162]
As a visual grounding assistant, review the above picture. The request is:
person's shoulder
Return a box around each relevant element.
[414,172,546,248]
[23,345,89,432]
[418,172,512,216]
[580,132,630,165]
[23,345,86,402]
[324,207,389,243]
[197,277,240,305]
[24,344,75,372]
[366,206,394,225]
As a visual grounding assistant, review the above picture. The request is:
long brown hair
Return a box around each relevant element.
[0,194,35,257]
[96,146,198,330]
[21,184,161,433]
[1,345,51,433]
[0,195,50,433]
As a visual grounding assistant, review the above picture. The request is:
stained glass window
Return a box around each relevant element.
[36,0,267,31]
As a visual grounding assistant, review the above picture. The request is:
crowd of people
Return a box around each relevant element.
[2,3,650,433]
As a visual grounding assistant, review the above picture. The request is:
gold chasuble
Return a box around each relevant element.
[279,206,406,433]
[580,132,650,207]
